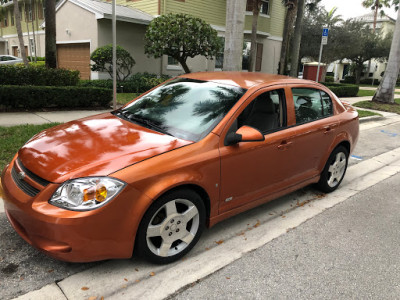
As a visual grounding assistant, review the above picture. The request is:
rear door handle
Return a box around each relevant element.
[278,140,293,150]
[323,123,338,134]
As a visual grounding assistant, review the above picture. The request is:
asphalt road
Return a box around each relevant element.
[0,117,399,299]
[173,172,400,300]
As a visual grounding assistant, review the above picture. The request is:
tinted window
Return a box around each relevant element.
[321,90,333,116]
[236,89,286,133]
[292,88,332,124]
[119,78,246,141]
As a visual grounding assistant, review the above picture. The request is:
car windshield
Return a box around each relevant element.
[117,78,246,141]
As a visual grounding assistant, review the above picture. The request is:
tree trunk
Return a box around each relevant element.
[13,0,29,66]
[25,5,31,60]
[223,0,246,71]
[45,0,57,68]
[372,7,400,103]
[279,1,297,75]
[249,0,261,72]
[179,58,191,73]
[289,0,305,78]
[31,0,38,63]
[355,63,363,84]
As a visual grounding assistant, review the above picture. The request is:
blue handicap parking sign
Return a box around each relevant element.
[322,28,329,36]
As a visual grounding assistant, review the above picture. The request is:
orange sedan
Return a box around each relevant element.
[1,72,359,264]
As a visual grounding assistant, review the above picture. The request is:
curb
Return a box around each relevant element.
[359,115,385,123]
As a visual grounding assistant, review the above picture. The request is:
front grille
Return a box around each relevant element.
[17,158,50,187]
[11,165,40,197]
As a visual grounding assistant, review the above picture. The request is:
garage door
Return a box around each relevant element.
[57,43,90,80]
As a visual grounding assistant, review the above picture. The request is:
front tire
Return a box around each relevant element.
[317,145,349,193]
[135,189,206,264]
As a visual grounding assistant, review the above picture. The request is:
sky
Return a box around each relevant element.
[319,0,398,20]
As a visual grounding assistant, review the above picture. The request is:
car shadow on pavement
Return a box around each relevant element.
[0,214,102,300]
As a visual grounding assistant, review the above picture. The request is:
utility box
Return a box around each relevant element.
[303,62,326,82]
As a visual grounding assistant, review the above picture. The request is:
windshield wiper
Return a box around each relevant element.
[119,111,173,137]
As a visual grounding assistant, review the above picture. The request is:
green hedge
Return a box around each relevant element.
[340,76,356,84]
[28,56,46,62]
[325,76,334,83]
[0,65,80,86]
[359,78,380,85]
[79,72,171,93]
[0,85,112,109]
[322,82,359,97]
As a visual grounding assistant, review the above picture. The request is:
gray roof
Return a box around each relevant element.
[356,12,396,23]
[58,0,153,25]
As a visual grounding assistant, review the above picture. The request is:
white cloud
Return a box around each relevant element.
[319,0,397,20]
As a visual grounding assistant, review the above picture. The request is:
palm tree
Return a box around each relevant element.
[248,0,262,72]
[223,0,246,71]
[45,0,57,68]
[319,7,343,27]
[372,6,400,103]
[1,0,28,65]
[289,0,305,77]
[362,0,391,32]
[279,0,297,75]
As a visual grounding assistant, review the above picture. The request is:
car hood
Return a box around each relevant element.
[18,113,193,183]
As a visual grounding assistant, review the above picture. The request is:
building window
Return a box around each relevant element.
[246,0,270,15]
[30,38,35,56]
[242,41,251,70]
[25,4,34,21]
[38,2,44,19]
[260,0,269,15]
[11,13,14,26]
[168,56,179,66]
[3,14,8,27]
[215,37,225,69]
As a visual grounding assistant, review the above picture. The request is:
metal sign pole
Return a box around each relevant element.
[316,42,323,82]
[316,28,328,82]
[112,0,117,110]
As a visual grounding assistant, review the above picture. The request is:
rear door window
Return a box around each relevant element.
[292,88,333,124]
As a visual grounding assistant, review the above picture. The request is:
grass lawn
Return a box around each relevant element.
[357,90,376,97]
[357,90,400,97]
[357,109,382,118]
[0,123,60,171]
[353,98,400,115]
[117,93,141,105]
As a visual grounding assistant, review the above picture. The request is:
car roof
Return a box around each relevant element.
[179,71,313,90]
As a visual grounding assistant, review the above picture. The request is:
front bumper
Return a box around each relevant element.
[1,160,147,262]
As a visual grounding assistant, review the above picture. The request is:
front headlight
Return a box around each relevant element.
[49,177,126,211]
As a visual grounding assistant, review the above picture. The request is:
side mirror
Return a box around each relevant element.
[225,125,265,146]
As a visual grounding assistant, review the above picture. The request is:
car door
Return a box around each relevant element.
[219,86,299,213]
[285,85,338,179]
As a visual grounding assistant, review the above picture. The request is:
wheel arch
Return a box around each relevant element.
[336,140,351,154]
[157,184,211,225]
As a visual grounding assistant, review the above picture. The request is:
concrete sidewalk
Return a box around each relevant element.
[0,109,111,127]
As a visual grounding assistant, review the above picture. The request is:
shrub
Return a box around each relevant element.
[325,76,334,83]
[359,78,380,85]
[0,86,111,110]
[27,56,46,62]
[79,73,171,93]
[145,13,222,73]
[322,82,359,97]
[0,65,80,86]
[340,76,356,84]
[90,44,135,82]
[326,72,334,77]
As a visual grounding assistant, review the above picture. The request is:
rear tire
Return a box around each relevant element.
[135,189,206,264]
[317,145,349,193]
